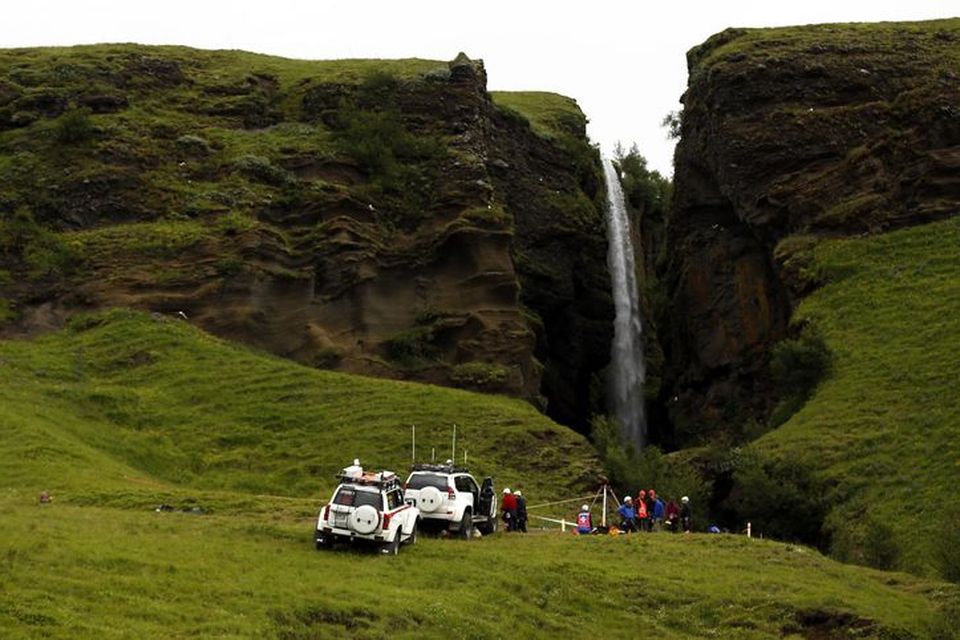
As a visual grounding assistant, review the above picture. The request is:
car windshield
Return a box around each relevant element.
[333,487,383,509]
[406,473,449,490]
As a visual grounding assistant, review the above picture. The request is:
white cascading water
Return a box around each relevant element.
[602,158,647,449]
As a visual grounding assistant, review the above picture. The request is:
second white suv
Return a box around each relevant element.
[403,463,497,538]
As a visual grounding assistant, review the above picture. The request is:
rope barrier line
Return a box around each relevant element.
[525,495,597,510]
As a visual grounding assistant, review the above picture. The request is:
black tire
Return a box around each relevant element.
[315,531,332,550]
[382,534,400,555]
[459,509,473,540]
[405,519,418,546]
[477,515,497,535]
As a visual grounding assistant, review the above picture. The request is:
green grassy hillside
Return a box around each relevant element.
[0,309,599,507]
[759,216,960,576]
[4,499,959,638]
[2,309,960,638]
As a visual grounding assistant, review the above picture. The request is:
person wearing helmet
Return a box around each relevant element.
[680,495,692,533]
[617,496,637,533]
[501,488,517,532]
[576,504,593,535]
[514,490,528,533]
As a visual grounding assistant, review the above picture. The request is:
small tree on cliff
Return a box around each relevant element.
[612,143,672,220]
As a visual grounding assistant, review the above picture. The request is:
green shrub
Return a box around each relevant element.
[333,99,445,191]
[0,206,74,277]
[175,134,212,157]
[357,70,400,105]
[23,232,74,278]
[661,110,682,139]
[935,504,960,583]
[450,362,509,387]
[0,297,15,323]
[614,143,672,218]
[723,450,828,546]
[55,106,94,144]
[232,154,292,186]
[590,415,708,509]
[312,347,343,368]
[862,516,900,570]
[769,327,831,426]
[384,326,438,365]
[215,212,256,235]
[214,256,245,278]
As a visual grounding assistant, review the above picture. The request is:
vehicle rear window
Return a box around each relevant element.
[333,487,383,509]
[406,473,449,490]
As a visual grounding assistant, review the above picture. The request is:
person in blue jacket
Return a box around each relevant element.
[651,490,665,531]
[617,496,637,533]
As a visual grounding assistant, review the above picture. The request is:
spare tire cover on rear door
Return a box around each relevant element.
[418,486,442,513]
[350,505,380,534]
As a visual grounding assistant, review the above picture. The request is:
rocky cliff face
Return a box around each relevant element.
[0,46,611,428]
[662,19,960,442]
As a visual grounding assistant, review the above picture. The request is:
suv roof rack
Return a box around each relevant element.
[411,462,469,474]
[337,469,401,490]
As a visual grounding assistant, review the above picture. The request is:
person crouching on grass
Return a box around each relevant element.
[576,504,593,535]
[501,488,517,531]
[617,496,637,533]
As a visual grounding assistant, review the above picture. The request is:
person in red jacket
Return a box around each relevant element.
[501,488,517,531]
[665,499,679,533]
[636,490,649,532]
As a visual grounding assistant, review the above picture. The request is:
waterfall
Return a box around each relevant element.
[602,158,647,449]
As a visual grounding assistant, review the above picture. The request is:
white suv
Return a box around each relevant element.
[315,464,420,555]
[403,463,497,538]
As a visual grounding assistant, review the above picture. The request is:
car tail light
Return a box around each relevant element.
[382,512,391,530]
[323,505,330,521]
[447,487,456,500]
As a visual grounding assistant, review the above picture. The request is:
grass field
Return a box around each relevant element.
[759,216,960,576]
[2,310,960,638]
[4,497,960,639]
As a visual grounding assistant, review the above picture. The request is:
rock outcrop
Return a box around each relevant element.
[662,19,960,442]
[0,46,612,429]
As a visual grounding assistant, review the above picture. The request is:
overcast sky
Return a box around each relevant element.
[4,1,956,174]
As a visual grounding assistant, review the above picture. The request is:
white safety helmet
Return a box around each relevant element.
[515,490,522,497]
[581,504,589,512]
[624,496,632,502]
[681,496,689,504]
[503,488,511,494]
